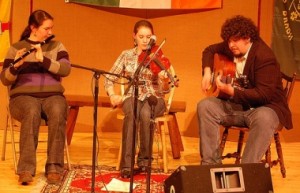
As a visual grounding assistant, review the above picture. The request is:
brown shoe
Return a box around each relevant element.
[18,171,33,185]
[47,172,61,184]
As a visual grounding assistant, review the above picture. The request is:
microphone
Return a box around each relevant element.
[148,95,158,119]
[146,35,157,51]
[148,95,158,107]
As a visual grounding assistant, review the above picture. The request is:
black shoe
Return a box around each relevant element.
[120,168,131,178]
[47,172,62,184]
[138,166,147,172]
[18,171,33,185]
[121,167,146,178]
[137,159,151,172]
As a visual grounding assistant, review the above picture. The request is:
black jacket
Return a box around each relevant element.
[202,38,293,129]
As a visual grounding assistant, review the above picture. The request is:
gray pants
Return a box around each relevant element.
[9,95,68,176]
[121,96,165,169]
[197,97,279,165]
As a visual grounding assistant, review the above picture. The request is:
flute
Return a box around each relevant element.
[9,35,55,67]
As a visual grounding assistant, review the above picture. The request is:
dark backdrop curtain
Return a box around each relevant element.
[271,0,300,78]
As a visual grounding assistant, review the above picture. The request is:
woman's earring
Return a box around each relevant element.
[134,39,137,46]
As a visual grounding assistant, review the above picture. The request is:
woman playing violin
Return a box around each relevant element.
[104,20,174,178]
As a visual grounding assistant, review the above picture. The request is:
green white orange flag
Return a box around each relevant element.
[65,0,222,9]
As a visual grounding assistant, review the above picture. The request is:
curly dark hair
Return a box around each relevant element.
[220,15,259,42]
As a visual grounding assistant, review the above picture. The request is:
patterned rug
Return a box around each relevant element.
[33,165,172,193]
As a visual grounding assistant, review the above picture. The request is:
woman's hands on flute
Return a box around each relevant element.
[31,44,44,62]
[13,48,27,68]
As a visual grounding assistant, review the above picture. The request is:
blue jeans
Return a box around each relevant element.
[197,97,279,165]
[121,96,165,169]
[9,95,68,175]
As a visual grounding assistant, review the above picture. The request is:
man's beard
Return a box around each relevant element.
[233,53,245,58]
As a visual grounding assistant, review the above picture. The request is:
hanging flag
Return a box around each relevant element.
[65,0,222,9]
[0,0,12,62]
[271,0,300,78]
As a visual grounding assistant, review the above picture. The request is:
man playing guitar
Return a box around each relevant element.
[197,15,292,165]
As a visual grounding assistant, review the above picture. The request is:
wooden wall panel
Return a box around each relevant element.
[1,0,298,142]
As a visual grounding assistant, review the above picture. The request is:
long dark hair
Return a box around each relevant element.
[20,10,53,41]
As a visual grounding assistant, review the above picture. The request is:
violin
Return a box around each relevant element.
[138,45,171,75]
[138,45,179,87]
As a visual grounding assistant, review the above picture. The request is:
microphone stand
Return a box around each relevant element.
[146,96,158,193]
[124,39,166,193]
[128,51,149,193]
[70,64,126,193]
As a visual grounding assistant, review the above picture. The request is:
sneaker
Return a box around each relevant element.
[47,172,61,184]
[18,171,33,185]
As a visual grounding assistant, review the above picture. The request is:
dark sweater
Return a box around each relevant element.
[1,39,71,98]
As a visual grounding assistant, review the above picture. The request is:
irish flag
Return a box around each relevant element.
[66,0,222,9]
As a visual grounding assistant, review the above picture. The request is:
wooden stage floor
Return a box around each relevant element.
[0,131,299,192]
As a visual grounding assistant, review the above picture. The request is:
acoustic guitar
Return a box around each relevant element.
[206,53,248,99]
